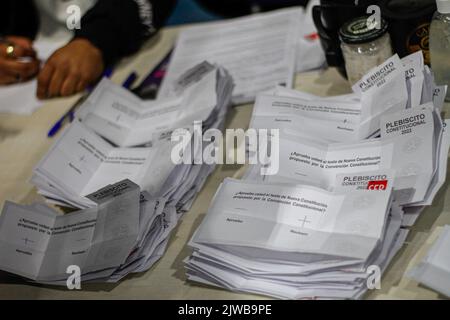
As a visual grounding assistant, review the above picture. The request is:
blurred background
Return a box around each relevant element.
[166,0,310,25]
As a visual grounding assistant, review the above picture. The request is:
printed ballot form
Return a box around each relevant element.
[193,178,393,262]
[158,8,301,104]
[77,63,220,147]
[32,62,234,211]
[380,104,442,204]
[33,121,157,205]
[250,94,364,142]
[402,51,425,109]
[352,54,408,123]
[247,104,441,205]
[246,133,394,189]
[185,52,450,300]
[249,55,409,143]
[0,61,239,284]
[0,180,140,281]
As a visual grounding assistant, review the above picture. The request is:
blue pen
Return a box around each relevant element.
[122,71,138,90]
[47,68,114,138]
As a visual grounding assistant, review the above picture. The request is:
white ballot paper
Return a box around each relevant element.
[32,120,160,208]
[158,7,302,104]
[402,51,424,109]
[185,176,401,299]
[184,53,449,300]
[33,62,234,210]
[379,104,443,205]
[433,85,448,112]
[247,104,440,205]
[78,62,225,147]
[2,62,235,284]
[0,180,140,282]
[249,93,365,143]
[409,225,450,298]
[352,54,408,123]
[191,178,393,263]
[250,54,409,143]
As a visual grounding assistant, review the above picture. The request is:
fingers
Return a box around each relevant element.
[0,58,40,80]
[38,63,83,98]
[47,68,68,97]
[0,72,19,85]
[4,36,36,58]
[6,36,34,50]
[76,78,89,93]
[0,43,36,59]
[37,64,55,99]
[61,74,80,96]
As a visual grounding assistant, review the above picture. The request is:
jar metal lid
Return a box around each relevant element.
[339,16,389,44]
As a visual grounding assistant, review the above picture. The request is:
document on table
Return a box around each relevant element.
[249,93,364,142]
[158,7,302,105]
[249,55,409,143]
[33,61,234,211]
[0,39,65,115]
[192,178,393,262]
[32,120,158,207]
[77,62,219,147]
[402,51,424,109]
[0,180,140,282]
[380,104,442,205]
[245,133,395,190]
[352,54,408,124]
[246,104,439,205]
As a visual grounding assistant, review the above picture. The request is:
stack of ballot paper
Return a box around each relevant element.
[250,52,447,143]
[408,225,450,298]
[0,180,172,284]
[0,62,234,284]
[247,52,449,226]
[185,53,450,299]
[31,62,234,209]
[185,176,407,299]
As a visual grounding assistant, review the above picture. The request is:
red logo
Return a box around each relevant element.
[304,33,319,41]
[367,180,388,190]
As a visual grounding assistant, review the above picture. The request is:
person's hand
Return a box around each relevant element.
[0,36,40,85]
[37,38,104,99]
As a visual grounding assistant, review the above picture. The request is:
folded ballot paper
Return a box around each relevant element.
[0,180,177,284]
[31,62,234,209]
[0,62,234,284]
[76,61,227,147]
[185,176,407,299]
[408,225,450,298]
[247,104,446,206]
[0,180,141,282]
[250,53,447,143]
[185,53,450,299]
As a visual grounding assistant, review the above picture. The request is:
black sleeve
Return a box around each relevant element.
[0,0,39,39]
[74,0,176,67]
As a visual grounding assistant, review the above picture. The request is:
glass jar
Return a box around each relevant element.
[339,16,394,85]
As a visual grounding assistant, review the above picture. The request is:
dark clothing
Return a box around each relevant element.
[196,0,310,18]
[0,0,176,66]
